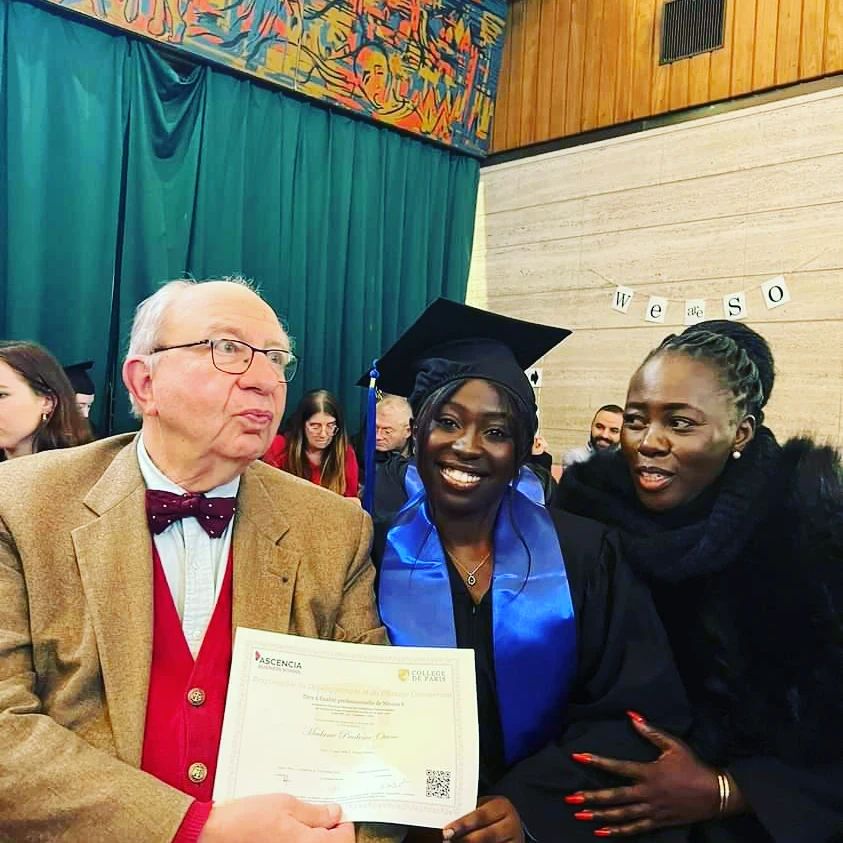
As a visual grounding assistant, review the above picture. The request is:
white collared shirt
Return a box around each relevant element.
[137,436,239,657]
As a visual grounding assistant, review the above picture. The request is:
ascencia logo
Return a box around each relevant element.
[254,650,303,672]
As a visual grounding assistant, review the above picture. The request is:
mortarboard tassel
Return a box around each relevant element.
[362,359,380,515]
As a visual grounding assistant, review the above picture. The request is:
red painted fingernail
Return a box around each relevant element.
[626,710,645,724]
[564,794,586,804]
[574,811,594,821]
[594,830,612,838]
[571,752,592,763]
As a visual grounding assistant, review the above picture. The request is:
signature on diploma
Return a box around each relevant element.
[306,727,399,741]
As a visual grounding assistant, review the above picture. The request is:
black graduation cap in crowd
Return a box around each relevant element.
[63,361,95,394]
[358,298,571,423]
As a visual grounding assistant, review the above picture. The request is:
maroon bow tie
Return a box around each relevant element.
[145,489,236,539]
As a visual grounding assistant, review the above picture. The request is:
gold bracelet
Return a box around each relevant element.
[717,772,731,817]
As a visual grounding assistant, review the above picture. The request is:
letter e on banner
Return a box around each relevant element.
[722,292,747,320]
[611,286,635,314]
[645,296,667,323]
[761,276,791,309]
[684,299,706,326]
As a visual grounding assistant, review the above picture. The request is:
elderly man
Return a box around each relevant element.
[374,395,412,457]
[0,279,396,843]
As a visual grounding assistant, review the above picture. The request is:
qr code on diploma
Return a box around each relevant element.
[426,769,452,800]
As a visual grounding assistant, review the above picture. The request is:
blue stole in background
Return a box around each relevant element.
[379,468,577,767]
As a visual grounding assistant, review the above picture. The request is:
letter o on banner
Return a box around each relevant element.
[762,276,791,310]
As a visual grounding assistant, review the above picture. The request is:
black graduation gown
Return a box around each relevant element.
[374,509,693,842]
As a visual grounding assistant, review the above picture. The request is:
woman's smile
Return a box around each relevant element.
[439,464,485,491]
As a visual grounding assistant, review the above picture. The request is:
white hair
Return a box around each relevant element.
[377,394,412,423]
[125,275,263,416]
[127,275,259,357]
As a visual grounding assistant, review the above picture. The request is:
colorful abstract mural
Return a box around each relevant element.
[45,0,506,154]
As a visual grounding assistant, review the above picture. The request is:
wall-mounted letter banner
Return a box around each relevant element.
[37,0,507,156]
[607,277,794,324]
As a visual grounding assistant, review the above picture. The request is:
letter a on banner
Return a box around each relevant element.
[645,296,668,323]
[723,292,747,320]
[762,276,791,309]
[612,286,635,313]
[684,299,706,326]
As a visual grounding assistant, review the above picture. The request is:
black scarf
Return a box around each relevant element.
[559,427,782,584]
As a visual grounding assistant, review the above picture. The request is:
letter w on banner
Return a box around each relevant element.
[612,286,635,313]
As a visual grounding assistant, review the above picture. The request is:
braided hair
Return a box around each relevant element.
[644,321,773,425]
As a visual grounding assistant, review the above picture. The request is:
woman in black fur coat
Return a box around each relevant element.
[557,320,843,843]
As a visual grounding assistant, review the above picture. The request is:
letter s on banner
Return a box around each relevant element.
[611,286,635,314]
[722,291,747,320]
[761,276,791,309]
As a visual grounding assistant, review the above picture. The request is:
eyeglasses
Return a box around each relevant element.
[306,421,338,436]
[151,338,299,383]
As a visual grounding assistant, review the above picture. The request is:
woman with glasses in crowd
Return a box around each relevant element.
[263,388,359,498]
[557,320,843,842]
[0,341,91,462]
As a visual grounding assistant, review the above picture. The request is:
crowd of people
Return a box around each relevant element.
[0,277,840,843]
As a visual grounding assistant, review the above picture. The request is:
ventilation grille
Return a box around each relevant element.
[660,0,726,64]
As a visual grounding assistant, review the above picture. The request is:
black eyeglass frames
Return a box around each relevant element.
[150,338,299,383]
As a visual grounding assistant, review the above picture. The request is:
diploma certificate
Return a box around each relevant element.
[214,628,479,827]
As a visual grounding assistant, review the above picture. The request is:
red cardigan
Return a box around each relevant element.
[262,434,359,498]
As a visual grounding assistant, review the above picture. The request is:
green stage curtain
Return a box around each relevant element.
[0,0,479,434]
[0,0,127,413]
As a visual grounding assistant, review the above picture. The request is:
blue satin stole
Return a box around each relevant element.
[379,468,577,767]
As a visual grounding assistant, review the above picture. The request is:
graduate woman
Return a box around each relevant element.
[367,300,691,843]
[558,321,843,841]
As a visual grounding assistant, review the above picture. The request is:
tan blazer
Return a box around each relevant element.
[0,435,400,842]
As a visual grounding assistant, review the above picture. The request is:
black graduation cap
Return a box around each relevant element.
[63,361,95,394]
[358,298,570,425]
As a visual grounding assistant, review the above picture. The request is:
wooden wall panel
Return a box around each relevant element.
[613,1,637,122]
[535,0,559,140]
[565,0,589,135]
[548,0,573,137]
[801,0,827,77]
[631,0,658,118]
[470,88,843,456]
[519,0,543,143]
[493,0,843,152]
[581,0,605,130]
[826,0,843,67]
[753,0,780,88]
[598,0,621,126]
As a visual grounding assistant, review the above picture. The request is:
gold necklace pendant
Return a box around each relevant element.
[445,548,492,587]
